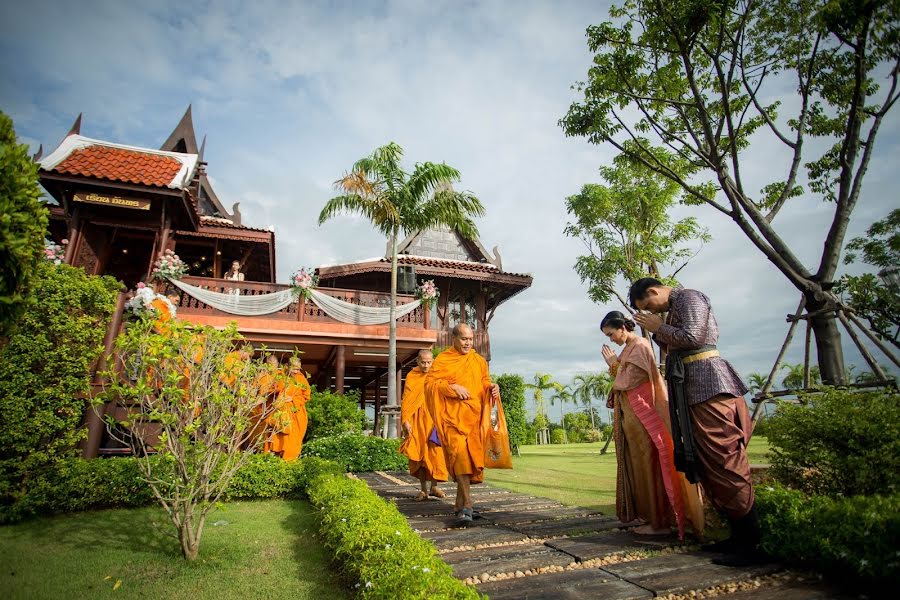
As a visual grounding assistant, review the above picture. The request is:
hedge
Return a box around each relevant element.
[306,466,482,599]
[304,433,408,472]
[757,483,900,581]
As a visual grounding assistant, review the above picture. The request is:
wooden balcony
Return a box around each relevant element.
[163,276,428,328]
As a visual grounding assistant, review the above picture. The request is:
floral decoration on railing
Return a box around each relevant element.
[151,249,188,282]
[125,282,177,318]
[415,279,440,309]
[43,238,68,264]
[291,267,319,301]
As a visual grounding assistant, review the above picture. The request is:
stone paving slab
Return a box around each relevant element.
[483,506,596,525]
[407,514,496,531]
[545,530,679,561]
[508,514,631,538]
[421,526,530,551]
[601,552,784,596]
[477,568,654,600]
[722,579,857,600]
[443,543,576,580]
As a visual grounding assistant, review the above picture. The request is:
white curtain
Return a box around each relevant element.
[168,279,422,325]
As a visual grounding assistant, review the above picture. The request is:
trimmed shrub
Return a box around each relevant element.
[306,387,367,441]
[306,469,483,599]
[0,263,120,522]
[550,428,565,444]
[304,433,407,472]
[223,454,306,500]
[495,373,527,452]
[0,110,48,334]
[767,388,900,496]
[757,483,900,581]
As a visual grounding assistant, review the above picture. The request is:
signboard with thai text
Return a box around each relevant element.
[73,192,151,210]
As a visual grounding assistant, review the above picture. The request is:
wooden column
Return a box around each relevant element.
[475,291,486,330]
[81,291,127,458]
[359,384,366,410]
[374,375,382,430]
[63,206,82,265]
[335,345,345,394]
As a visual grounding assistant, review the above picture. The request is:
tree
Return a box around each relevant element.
[561,0,900,385]
[0,111,49,334]
[319,143,484,435]
[572,372,613,428]
[565,153,709,309]
[100,319,283,560]
[0,263,119,521]
[835,209,900,349]
[495,373,528,454]
[781,362,822,389]
[550,384,575,443]
[525,373,559,443]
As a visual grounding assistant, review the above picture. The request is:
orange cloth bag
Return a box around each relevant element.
[483,400,513,469]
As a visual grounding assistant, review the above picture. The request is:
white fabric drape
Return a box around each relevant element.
[168,279,422,325]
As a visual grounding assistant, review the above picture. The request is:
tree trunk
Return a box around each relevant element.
[587,401,595,429]
[806,295,847,385]
[386,229,399,438]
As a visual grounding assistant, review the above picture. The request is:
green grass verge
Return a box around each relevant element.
[0,499,348,600]
[486,438,770,513]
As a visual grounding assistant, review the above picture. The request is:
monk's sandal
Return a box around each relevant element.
[455,508,474,526]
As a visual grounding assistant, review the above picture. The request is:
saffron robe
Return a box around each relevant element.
[398,368,449,482]
[425,347,493,484]
[269,371,310,461]
[612,337,705,539]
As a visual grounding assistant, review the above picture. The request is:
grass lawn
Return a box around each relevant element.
[486,437,770,514]
[0,499,348,600]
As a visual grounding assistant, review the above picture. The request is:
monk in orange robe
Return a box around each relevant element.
[255,355,284,451]
[399,349,448,500]
[425,323,500,525]
[268,357,310,461]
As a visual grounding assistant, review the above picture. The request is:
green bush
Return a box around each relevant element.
[495,373,527,451]
[550,428,565,444]
[767,388,900,496]
[304,433,407,472]
[757,483,900,581]
[0,110,48,334]
[223,454,306,500]
[306,387,367,441]
[306,469,483,599]
[0,263,119,521]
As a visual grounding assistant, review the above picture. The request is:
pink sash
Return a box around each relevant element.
[626,380,687,539]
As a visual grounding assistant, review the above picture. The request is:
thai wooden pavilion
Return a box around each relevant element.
[36,108,531,455]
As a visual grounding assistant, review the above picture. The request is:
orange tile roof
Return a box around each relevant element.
[51,145,183,188]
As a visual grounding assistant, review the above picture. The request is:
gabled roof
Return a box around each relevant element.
[317,254,532,286]
[394,226,502,268]
[39,135,199,190]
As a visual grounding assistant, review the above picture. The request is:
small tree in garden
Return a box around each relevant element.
[0,111,48,335]
[305,387,367,441]
[98,319,283,561]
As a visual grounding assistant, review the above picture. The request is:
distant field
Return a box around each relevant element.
[486,437,771,514]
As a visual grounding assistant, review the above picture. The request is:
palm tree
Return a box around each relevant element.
[572,372,612,429]
[550,384,574,444]
[319,143,484,436]
[525,373,559,444]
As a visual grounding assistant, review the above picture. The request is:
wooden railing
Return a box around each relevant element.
[161,276,427,328]
[436,328,491,361]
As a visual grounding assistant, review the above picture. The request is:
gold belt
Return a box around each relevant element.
[681,350,720,364]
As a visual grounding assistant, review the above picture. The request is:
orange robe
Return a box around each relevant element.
[256,369,284,450]
[425,347,493,484]
[268,371,310,461]
[398,368,449,482]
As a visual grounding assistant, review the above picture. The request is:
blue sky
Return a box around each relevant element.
[2,0,897,416]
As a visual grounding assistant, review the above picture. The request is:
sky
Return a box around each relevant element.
[2,0,897,416]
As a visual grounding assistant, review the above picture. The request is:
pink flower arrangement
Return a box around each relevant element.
[43,239,68,265]
[150,249,188,281]
[290,267,318,300]
[125,283,176,317]
[415,279,440,309]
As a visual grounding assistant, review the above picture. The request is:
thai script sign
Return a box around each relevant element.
[74,192,151,210]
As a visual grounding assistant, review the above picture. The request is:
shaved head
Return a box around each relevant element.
[416,348,434,372]
[452,323,475,355]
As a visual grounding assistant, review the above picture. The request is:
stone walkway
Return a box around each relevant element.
[357,471,853,600]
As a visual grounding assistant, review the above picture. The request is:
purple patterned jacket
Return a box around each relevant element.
[654,288,748,405]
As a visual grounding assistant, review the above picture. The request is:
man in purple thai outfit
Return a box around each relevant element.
[629,278,760,558]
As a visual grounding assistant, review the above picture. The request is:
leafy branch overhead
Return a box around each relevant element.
[561,0,900,384]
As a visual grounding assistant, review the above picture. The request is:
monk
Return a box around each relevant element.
[269,356,310,461]
[399,349,448,500]
[256,355,284,451]
[425,323,500,525]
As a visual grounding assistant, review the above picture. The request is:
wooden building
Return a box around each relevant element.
[36,108,531,454]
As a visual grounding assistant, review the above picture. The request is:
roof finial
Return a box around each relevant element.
[160,105,198,153]
[198,134,207,162]
[32,144,44,162]
[66,113,82,137]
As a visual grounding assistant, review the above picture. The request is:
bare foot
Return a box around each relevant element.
[634,524,671,535]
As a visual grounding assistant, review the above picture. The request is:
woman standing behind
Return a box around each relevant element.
[224,260,244,296]
[601,311,704,540]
